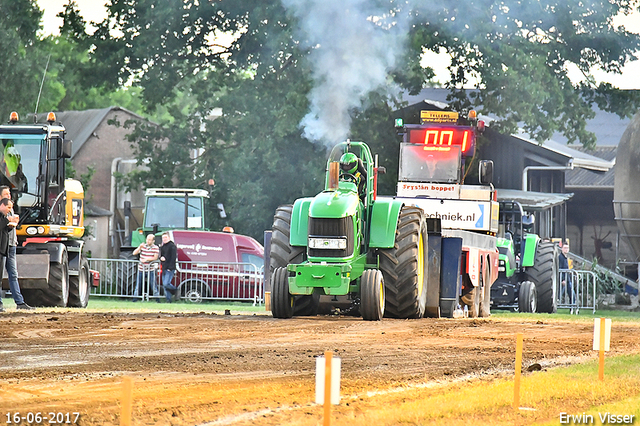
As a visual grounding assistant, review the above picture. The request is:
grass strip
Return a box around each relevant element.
[0,295,268,314]
[331,354,640,426]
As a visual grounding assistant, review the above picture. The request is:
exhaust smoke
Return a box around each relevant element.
[281,0,410,147]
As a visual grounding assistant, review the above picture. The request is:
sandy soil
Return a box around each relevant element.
[1,310,639,425]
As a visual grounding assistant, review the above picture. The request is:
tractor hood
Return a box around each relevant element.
[309,186,360,219]
[497,237,514,252]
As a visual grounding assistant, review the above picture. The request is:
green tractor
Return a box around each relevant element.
[269,141,429,320]
[491,201,558,313]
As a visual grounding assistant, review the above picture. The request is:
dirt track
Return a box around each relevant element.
[1,310,640,425]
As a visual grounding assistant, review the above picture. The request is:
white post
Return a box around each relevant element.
[315,353,341,405]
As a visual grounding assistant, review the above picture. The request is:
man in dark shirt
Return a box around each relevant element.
[0,186,34,310]
[0,197,13,312]
[160,232,179,302]
[559,241,573,304]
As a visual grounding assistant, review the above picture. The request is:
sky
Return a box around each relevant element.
[37,0,640,90]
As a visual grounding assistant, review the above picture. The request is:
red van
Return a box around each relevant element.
[168,230,264,303]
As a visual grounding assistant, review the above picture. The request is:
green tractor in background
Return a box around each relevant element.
[491,201,558,313]
[269,141,429,320]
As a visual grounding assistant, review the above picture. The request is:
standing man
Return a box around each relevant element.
[559,240,573,304]
[160,232,178,302]
[132,234,160,302]
[0,198,13,312]
[0,186,34,310]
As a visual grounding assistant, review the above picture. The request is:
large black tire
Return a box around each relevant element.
[22,250,69,307]
[270,205,306,269]
[270,204,319,316]
[116,250,138,296]
[68,258,90,308]
[518,281,537,313]
[379,206,428,319]
[525,241,558,313]
[271,267,293,318]
[361,269,385,321]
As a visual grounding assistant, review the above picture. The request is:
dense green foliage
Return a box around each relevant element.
[413,0,640,147]
[0,1,146,121]
[4,0,640,239]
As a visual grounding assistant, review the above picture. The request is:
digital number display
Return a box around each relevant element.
[406,126,476,156]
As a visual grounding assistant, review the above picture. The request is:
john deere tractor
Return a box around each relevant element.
[491,201,558,313]
[269,141,429,320]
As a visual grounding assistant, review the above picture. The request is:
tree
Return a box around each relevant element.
[0,1,147,121]
[52,2,148,114]
[0,0,50,119]
[80,1,325,238]
[409,0,640,147]
[83,0,640,236]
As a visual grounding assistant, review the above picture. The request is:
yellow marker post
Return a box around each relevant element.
[121,376,133,426]
[599,317,606,381]
[324,351,333,426]
[514,333,523,409]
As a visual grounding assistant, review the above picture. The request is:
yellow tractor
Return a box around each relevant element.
[0,112,90,307]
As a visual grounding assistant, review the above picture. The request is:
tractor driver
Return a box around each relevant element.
[339,152,367,199]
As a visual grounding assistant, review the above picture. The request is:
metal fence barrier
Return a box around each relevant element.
[557,269,597,314]
[89,258,264,305]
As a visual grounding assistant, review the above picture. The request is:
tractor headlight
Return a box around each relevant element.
[498,259,505,272]
[308,237,347,250]
[26,227,38,235]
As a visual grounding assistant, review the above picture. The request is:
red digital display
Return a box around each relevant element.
[406,126,475,156]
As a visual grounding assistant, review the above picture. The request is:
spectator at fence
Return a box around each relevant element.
[160,232,178,302]
[559,240,573,304]
[132,234,160,302]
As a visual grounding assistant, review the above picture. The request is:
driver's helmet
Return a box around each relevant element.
[339,152,358,174]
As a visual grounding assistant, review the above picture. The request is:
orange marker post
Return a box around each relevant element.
[121,376,133,426]
[514,333,523,409]
[324,351,333,426]
[599,317,606,381]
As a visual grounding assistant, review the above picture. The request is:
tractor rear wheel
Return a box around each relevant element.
[518,281,537,313]
[270,204,319,316]
[68,258,90,308]
[525,241,558,313]
[271,267,293,318]
[271,205,306,267]
[116,250,137,296]
[360,269,385,321]
[379,206,428,319]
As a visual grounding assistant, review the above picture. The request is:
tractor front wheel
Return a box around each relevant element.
[68,258,90,308]
[22,250,70,307]
[271,267,293,319]
[518,281,537,313]
[361,269,385,321]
